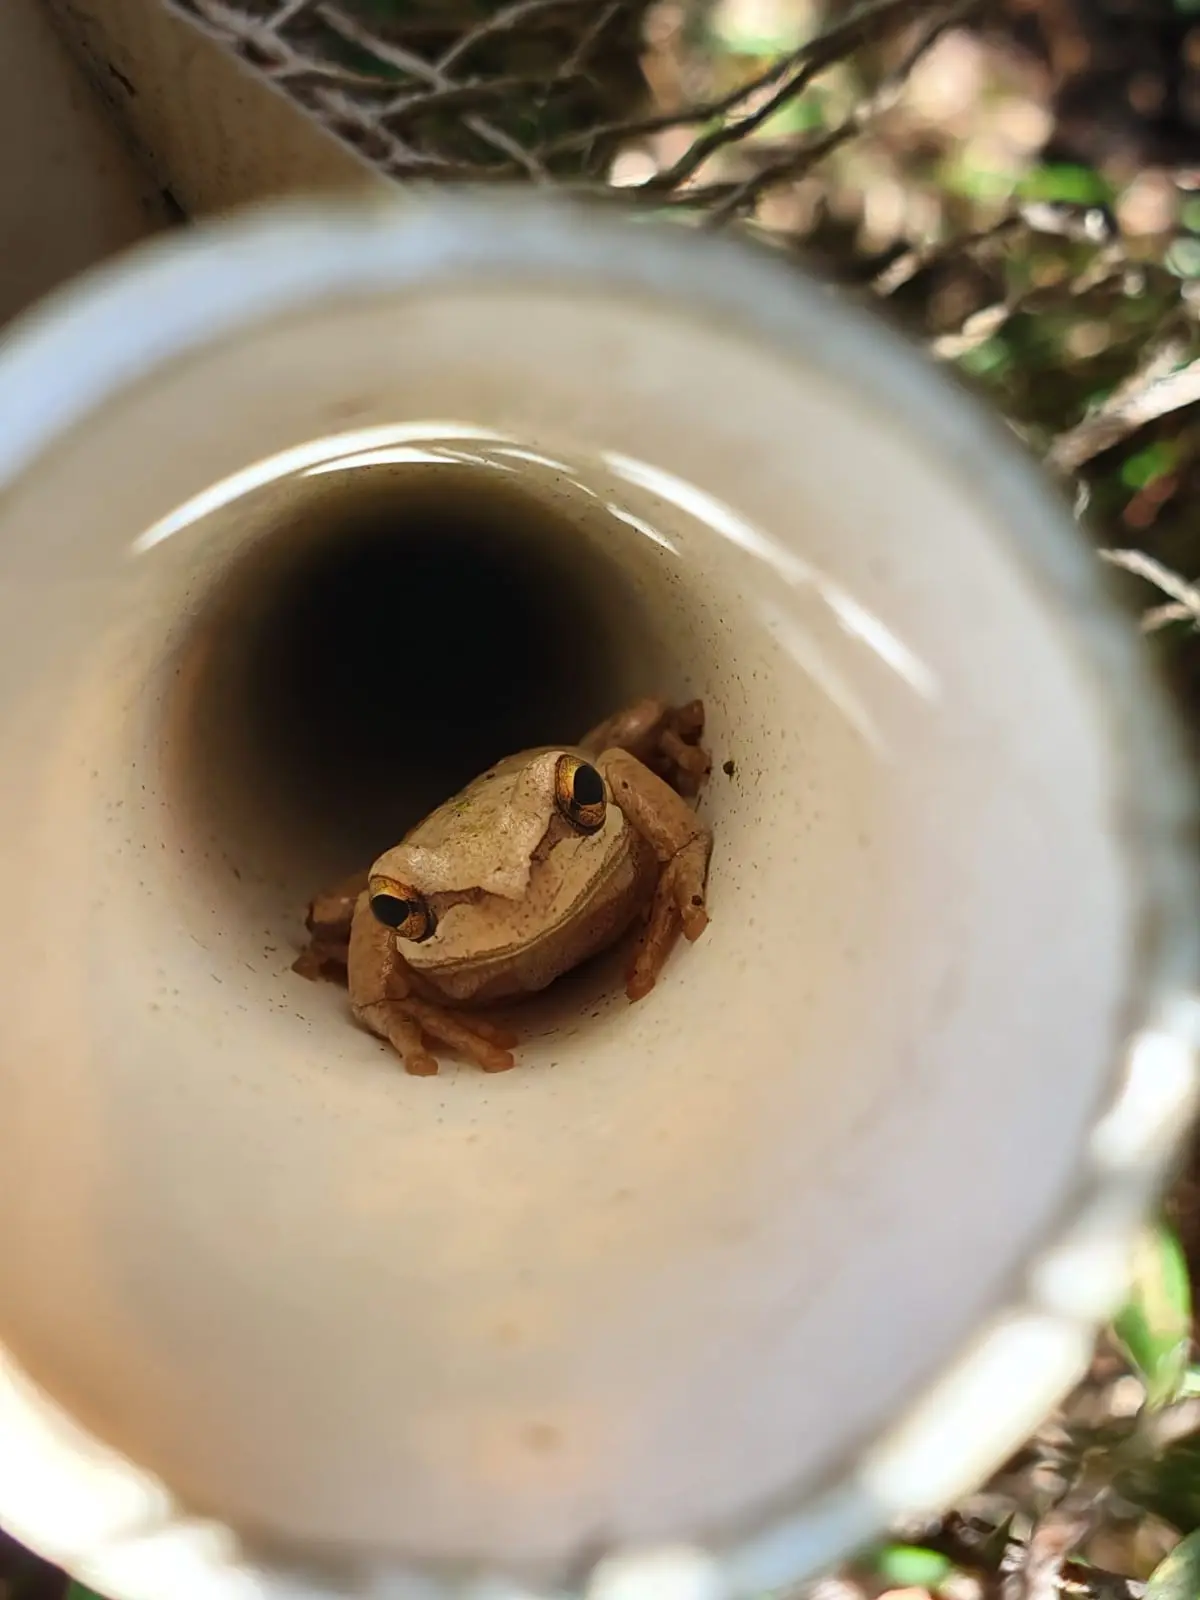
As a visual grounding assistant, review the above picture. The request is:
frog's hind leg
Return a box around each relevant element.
[581,698,711,797]
[580,698,669,763]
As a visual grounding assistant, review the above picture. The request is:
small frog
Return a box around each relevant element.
[295,699,713,1075]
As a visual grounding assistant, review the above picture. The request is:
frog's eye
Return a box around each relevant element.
[554,756,607,835]
[368,880,436,943]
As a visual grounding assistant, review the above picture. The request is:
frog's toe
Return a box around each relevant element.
[664,843,710,943]
[389,1016,440,1075]
[292,946,325,982]
[626,889,680,1002]
[407,1000,517,1073]
[366,998,441,1075]
[479,1052,517,1073]
[674,875,709,943]
[671,699,705,741]
[469,1015,521,1050]
[662,727,711,783]
[625,965,659,1002]
[653,701,711,794]
[402,1047,440,1077]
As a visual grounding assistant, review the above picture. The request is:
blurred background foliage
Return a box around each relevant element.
[13,2,1200,1599]
[171,0,1200,740]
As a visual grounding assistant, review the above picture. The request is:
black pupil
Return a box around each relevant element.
[371,893,415,929]
[572,763,605,809]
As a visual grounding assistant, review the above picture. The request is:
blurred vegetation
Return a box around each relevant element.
[172,0,1200,730]
[17,1,1200,1599]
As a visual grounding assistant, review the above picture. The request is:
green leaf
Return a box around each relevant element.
[1118,1434,1200,1533]
[1113,1223,1192,1408]
[958,337,1014,379]
[1146,1527,1200,1600]
[1018,164,1113,206]
[709,0,805,55]
[66,1585,111,1600]
[1121,440,1180,490]
[1168,239,1200,279]
[758,93,825,138]
[874,1546,954,1588]
[941,155,1017,203]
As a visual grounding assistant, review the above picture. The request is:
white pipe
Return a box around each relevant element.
[0,193,1194,1600]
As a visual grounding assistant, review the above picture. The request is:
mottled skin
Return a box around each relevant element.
[296,699,712,1075]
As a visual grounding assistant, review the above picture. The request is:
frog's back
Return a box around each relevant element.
[387,746,589,898]
[402,746,588,850]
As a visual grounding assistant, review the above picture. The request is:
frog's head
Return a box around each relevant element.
[365,748,628,975]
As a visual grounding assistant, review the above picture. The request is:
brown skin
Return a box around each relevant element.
[296,699,712,1075]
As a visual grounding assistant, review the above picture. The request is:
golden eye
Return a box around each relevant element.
[368,880,436,943]
[554,756,607,835]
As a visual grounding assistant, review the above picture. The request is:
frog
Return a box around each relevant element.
[295,698,713,1076]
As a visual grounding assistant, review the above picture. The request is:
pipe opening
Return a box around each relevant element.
[0,235,1152,1579]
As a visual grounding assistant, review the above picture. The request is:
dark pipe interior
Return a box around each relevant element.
[168,464,659,903]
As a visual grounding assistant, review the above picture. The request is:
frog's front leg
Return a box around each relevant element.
[597,749,712,1001]
[347,894,517,1075]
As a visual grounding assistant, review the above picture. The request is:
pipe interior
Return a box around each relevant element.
[0,273,1141,1580]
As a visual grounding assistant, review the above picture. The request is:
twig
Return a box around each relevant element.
[544,0,932,160]
[1005,1513,1095,1600]
[930,301,1016,361]
[1100,549,1200,631]
[378,74,570,124]
[931,244,1127,362]
[1141,602,1195,630]
[435,0,601,76]
[1047,345,1200,473]
[171,0,389,84]
[906,1514,1145,1600]
[639,0,956,198]
[315,2,550,179]
[1136,1395,1200,1453]
[697,0,974,226]
[872,216,1025,296]
[167,0,482,167]
[264,0,315,28]
[1059,1564,1145,1600]
[558,0,625,84]
[1004,1454,1115,1600]
[176,0,498,170]
[308,84,472,174]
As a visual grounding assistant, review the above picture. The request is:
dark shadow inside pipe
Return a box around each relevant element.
[168,463,663,906]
